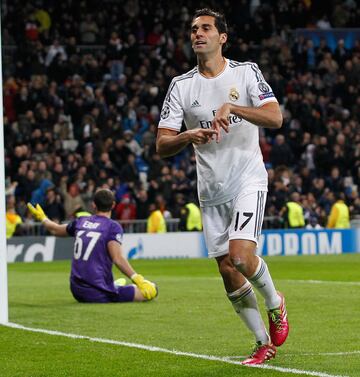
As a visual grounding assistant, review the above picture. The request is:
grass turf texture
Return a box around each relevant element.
[1,255,360,377]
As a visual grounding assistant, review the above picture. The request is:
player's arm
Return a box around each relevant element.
[108,241,157,300]
[212,102,282,142]
[229,102,282,129]
[27,203,68,237]
[156,128,217,158]
[108,240,136,278]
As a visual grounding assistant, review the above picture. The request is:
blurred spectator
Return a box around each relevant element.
[81,179,96,212]
[109,138,132,169]
[6,195,23,238]
[19,169,38,202]
[326,166,343,194]
[123,130,143,156]
[279,192,305,229]
[327,192,350,229]
[259,135,272,166]
[147,203,166,233]
[306,216,323,230]
[179,201,202,232]
[43,187,65,223]
[25,14,40,42]
[30,179,54,207]
[316,15,331,29]
[120,153,139,185]
[134,189,150,219]
[79,15,99,44]
[45,39,67,67]
[60,178,85,218]
[106,32,124,81]
[270,135,293,168]
[34,7,51,34]
[114,193,136,221]
[154,193,172,219]
[314,136,332,176]
[172,168,191,197]
[149,166,173,204]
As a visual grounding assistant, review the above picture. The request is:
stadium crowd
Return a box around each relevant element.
[2,0,360,234]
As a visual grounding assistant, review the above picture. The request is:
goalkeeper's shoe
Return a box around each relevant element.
[267,292,289,346]
[241,342,276,365]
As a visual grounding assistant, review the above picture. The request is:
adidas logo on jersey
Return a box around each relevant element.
[191,100,201,108]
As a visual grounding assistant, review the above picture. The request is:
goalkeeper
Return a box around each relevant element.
[27,188,157,303]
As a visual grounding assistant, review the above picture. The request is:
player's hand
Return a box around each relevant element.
[27,203,48,222]
[212,103,231,143]
[131,274,158,300]
[187,129,217,145]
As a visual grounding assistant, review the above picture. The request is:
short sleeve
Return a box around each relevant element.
[158,79,184,132]
[247,63,278,108]
[66,219,78,237]
[108,221,124,244]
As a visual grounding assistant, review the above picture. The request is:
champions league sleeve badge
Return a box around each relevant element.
[160,105,170,119]
[229,87,239,101]
[258,82,270,93]
[258,82,275,101]
[258,82,275,100]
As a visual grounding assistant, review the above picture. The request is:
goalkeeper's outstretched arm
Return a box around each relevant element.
[108,240,158,301]
[27,203,68,237]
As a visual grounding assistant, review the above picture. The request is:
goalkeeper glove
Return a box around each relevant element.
[131,273,158,300]
[27,203,48,222]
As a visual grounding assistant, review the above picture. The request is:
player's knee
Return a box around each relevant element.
[218,260,236,280]
[229,254,248,274]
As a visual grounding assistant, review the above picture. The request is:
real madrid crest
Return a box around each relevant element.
[229,87,239,101]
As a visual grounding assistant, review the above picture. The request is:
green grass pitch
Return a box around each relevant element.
[1,254,360,377]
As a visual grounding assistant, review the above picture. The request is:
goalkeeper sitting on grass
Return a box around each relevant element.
[27,188,157,303]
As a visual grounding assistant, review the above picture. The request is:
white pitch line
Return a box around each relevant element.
[226,350,360,358]
[299,351,360,356]
[3,322,349,377]
[156,277,360,286]
[281,280,360,286]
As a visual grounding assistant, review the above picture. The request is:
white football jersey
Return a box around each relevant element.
[158,59,278,207]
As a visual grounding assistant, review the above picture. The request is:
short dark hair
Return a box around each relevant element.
[93,189,115,212]
[192,8,228,34]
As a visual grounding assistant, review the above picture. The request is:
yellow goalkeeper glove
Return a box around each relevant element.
[27,203,48,222]
[131,274,158,300]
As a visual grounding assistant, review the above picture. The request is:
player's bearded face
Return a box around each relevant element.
[191,15,225,55]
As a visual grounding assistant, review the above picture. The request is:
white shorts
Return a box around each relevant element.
[201,190,267,258]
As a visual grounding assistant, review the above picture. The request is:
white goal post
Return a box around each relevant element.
[0,9,9,324]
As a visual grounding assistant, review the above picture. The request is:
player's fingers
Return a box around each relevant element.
[210,120,219,131]
[203,129,217,142]
[211,121,221,143]
[203,129,218,135]
[216,130,221,143]
[27,203,36,213]
[219,118,229,132]
[222,125,229,133]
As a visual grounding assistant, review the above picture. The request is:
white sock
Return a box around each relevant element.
[228,280,269,344]
[249,256,281,310]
